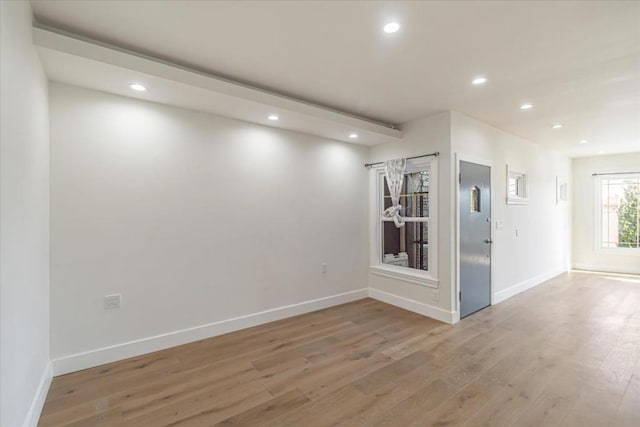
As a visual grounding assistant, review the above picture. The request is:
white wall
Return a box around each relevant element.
[0,2,51,426]
[451,111,571,307]
[573,153,640,274]
[367,111,571,323]
[49,84,370,373]
[368,112,454,319]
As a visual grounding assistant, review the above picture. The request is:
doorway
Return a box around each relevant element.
[459,160,492,318]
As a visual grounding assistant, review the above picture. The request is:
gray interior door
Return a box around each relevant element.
[459,161,492,318]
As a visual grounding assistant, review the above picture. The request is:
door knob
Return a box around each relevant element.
[484,239,493,244]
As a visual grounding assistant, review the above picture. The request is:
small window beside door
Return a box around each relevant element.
[506,165,528,204]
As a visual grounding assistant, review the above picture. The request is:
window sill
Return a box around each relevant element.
[369,265,439,288]
[596,247,640,257]
[506,197,528,205]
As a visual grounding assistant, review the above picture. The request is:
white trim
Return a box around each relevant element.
[593,174,601,253]
[593,173,640,255]
[572,263,640,276]
[381,217,429,223]
[494,269,565,304]
[454,154,495,322]
[368,288,454,324]
[51,288,368,375]
[595,247,640,256]
[369,265,439,288]
[428,158,439,279]
[23,362,52,427]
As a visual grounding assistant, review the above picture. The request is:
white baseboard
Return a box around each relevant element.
[572,263,640,276]
[494,268,566,304]
[52,288,368,376]
[23,362,52,427]
[368,288,454,324]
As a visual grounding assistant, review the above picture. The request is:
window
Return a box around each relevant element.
[470,186,481,212]
[506,166,528,204]
[382,169,429,270]
[556,176,568,204]
[371,157,438,286]
[596,173,639,251]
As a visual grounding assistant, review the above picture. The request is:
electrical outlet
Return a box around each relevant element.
[104,294,121,309]
[432,290,440,302]
[321,263,328,274]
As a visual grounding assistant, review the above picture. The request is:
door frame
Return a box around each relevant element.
[453,153,495,323]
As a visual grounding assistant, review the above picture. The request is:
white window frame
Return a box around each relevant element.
[506,165,529,204]
[369,157,438,288]
[593,173,640,256]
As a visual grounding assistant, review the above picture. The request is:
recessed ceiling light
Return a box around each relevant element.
[579,139,588,144]
[129,83,146,92]
[349,133,359,139]
[520,103,533,110]
[268,115,279,121]
[383,22,400,34]
[552,124,563,129]
[472,77,487,85]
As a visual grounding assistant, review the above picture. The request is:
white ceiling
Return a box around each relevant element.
[31,0,640,156]
[34,28,402,147]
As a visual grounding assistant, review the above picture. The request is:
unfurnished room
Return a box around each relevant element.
[1,1,639,426]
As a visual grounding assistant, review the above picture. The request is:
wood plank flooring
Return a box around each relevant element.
[39,271,640,426]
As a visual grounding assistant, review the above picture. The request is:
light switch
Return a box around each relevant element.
[496,220,504,230]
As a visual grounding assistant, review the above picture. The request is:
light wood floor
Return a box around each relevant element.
[40,271,640,426]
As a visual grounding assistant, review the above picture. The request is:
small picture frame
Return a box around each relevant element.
[506,165,528,204]
[556,176,568,204]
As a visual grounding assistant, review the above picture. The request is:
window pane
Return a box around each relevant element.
[382,221,429,271]
[508,177,518,197]
[470,186,480,212]
[507,170,527,200]
[383,169,429,218]
[601,176,639,248]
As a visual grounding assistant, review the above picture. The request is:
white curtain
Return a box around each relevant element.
[383,158,406,228]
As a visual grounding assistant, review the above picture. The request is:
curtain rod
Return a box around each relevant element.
[364,152,440,168]
[592,171,640,176]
